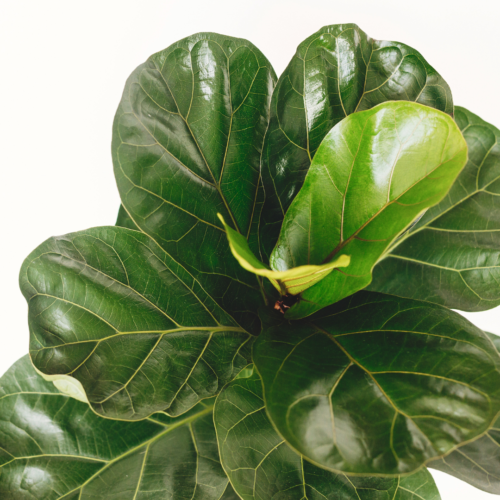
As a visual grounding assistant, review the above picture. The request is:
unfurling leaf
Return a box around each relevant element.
[272,101,467,319]
[253,292,500,476]
[218,213,350,296]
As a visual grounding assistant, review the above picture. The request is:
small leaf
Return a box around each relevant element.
[20,227,252,420]
[253,292,500,475]
[112,32,277,332]
[33,364,89,404]
[370,106,500,311]
[214,370,441,499]
[0,356,229,499]
[260,23,453,261]
[272,101,467,319]
[428,332,500,494]
[218,213,350,295]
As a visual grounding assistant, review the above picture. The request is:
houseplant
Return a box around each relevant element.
[1,24,499,499]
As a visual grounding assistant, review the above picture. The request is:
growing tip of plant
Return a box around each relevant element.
[217,213,350,298]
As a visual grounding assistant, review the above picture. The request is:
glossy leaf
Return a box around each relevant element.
[112,32,277,333]
[370,106,500,311]
[260,23,453,261]
[20,226,253,420]
[253,291,500,475]
[271,101,467,319]
[218,214,350,295]
[215,369,441,500]
[429,332,500,494]
[0,355,231,500]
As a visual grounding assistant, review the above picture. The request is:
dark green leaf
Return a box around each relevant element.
[270,102,467,319]
[116,204,140,231]
[260,23,453,261]
[220,484,241,500]
[429,332,500,494]
[214,370,441,499]
[20,227,252,420]
[112,32,277,333]
[253,292,500,475]
[370,106,500,311]
[0,355,230,499]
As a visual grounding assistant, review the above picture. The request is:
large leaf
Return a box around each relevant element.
[214,369,441,500]
[112,32,277,333]
[429,332,500,494]
[252,292,500,476]
[270,101,467,319]
[0,355,233,499]
[369,106,500,311]
[20,226,253,420]
[259,23,453,261]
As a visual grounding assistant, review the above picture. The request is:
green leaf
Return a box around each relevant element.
[260,23,453,261]
[429,332,500,494]
[214,370,441,499]
[220,484,241,500]
[112,32,277,333]
[369,106,500,311]
[0,355,231,500]
[116,204,140,231]
[270,101,467,319]
[20,226,253,420]
[252,291,500,475]
[218,213,350,296]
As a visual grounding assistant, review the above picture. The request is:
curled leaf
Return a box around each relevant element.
[218,214,350,296]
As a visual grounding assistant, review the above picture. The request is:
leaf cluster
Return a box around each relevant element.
[2,24,500,499]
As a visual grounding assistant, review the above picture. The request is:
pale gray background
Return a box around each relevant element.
[1,0,499,498]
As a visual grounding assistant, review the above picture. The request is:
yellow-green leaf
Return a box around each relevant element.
[218,214,350,296]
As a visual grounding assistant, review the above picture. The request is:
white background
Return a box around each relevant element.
[1,0,499,498]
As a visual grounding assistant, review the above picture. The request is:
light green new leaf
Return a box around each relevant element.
[260,23,453,261]
[215,369,441,500]
[428,332,500,494]
[253,292,500,476]
[20,227,253,421]
[0,355,233,500]
[218,214,350,296]
[271,101,467,319]
[369,107,500,311]
[112,32,277,333]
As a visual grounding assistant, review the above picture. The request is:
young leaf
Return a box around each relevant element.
[370,107,500,311]
[20,227,253,421]
[0,355,231,500]
[271,101,467,319]
[112,32,277,333]
[218,214,350,295]
[214,370,442,500]
[428,332,500,494]
[260,23,453,261]
[252,292,500,476]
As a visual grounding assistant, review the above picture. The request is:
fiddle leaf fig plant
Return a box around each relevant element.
[2,23,500,499]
